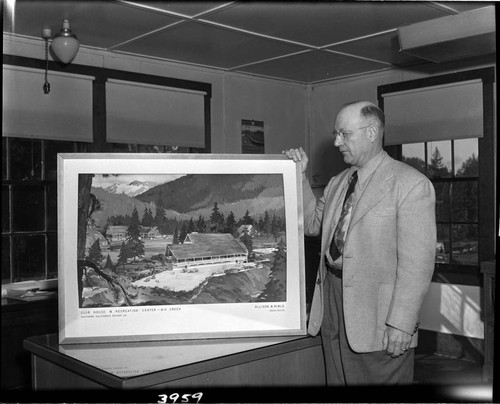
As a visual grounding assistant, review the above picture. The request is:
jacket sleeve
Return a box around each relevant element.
[302,173,338,237]
[386,177,436,335]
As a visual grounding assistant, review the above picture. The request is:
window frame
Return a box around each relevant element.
[377,67,496,286]
[2,138,85,283]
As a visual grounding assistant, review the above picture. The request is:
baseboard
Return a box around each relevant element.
[416,329,484,363]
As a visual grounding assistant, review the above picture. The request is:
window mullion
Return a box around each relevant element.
[43,141,49,279]
[7,138,14,283]
[449,141,454,265]
[424,142,429,177]
[451,140,455,177]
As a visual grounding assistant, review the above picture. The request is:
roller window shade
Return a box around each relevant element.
[106,79,206,148]
[382,79,483,146]
[2,65,94,142]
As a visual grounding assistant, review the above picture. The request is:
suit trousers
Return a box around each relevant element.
[320,271,414,385]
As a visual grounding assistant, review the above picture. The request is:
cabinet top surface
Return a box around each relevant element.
[25,333,317,382]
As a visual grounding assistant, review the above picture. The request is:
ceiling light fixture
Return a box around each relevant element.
[41,19,80,95]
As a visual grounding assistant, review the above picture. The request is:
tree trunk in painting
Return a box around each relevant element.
[77,174,133,307]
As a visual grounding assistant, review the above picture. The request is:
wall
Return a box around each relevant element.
[224,75,307,154]
[3,34,307,154]
[420,283,483,339]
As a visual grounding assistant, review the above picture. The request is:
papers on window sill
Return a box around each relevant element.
[1,279,58,302]
[3,289,57,302]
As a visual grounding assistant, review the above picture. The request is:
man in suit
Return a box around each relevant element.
[284,101,436,385]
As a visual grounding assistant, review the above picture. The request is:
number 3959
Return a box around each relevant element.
[158,392,203,404]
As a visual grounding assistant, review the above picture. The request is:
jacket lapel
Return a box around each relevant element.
[349,156,393,231]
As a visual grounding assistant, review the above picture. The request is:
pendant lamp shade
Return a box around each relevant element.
[51,19,79,64]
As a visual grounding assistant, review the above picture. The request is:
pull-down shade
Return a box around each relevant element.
[2,65,94,142]
[106,79,206,148]
[382,79,483,146]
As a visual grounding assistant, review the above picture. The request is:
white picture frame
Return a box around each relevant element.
[58,153,306,343]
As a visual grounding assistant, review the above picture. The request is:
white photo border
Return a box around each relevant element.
[58,153,306,343]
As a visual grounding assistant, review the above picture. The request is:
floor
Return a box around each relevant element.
[414,352,484,385]
[413,354,494,402]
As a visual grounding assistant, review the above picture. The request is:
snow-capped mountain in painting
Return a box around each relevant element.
[97,180,157,197]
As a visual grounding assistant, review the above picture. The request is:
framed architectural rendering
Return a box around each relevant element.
[58,153,306,343]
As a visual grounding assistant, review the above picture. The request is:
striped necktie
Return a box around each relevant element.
[329,171,358,262]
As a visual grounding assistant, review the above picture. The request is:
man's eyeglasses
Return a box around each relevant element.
[332,125,372,142]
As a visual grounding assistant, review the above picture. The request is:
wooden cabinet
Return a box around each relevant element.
[481,260,495,383]
[24,333,326,391]
[1,298,58,389]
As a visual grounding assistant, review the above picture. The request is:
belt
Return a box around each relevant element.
[325,258,342,278]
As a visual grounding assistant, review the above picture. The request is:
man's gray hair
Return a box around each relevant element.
[360,104,385,129]
[341,101,385,129]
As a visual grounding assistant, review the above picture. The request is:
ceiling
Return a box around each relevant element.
[3,1,495,84]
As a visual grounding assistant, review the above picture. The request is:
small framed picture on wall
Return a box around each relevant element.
[242,119,264,154]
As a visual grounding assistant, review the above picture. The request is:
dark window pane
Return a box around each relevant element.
[10,138,42,180]
[47,233,58,279]
[136,144,189,153]
[451,224,478,265]
[2,138,7,180]
[427,141,451,179]
[452,181,478,222]
[76,142,89,153]
[402,143,425,174]
[455,139,478,177]
[13,235,46,282]
[436,224,450,264]
[47,184,58,231]
[45,140,76,181]
[12,185,45,231]
[108,143,137,152]
[2,185,10,232]
[434,182,450,222]
[2,236,11,282]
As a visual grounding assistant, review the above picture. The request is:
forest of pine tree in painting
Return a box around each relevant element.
[77,173,289,308]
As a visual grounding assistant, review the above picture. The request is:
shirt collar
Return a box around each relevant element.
[353,149,386,187]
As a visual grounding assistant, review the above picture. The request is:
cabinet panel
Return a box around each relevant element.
[1,299,58,389]
[152,344,325,388]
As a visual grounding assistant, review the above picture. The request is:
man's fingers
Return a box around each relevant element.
[382,330,389,351]
[283,148,301,161]
[283,148,307,165]
[384,326,413,357]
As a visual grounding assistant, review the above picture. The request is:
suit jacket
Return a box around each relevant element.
[303,151,436,353]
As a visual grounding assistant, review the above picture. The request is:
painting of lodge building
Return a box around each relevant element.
[106,225,161,243]
[166,233,248,269]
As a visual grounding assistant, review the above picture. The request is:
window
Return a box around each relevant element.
[1,138,194,285]
[378,68,495,286]
[2,137,85,283]
[402,139,479,267]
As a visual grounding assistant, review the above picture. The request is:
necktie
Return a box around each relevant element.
[329,171,358,262]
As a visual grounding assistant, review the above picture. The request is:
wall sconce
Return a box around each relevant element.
[41,19,80,94]
[52,19,80,64]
